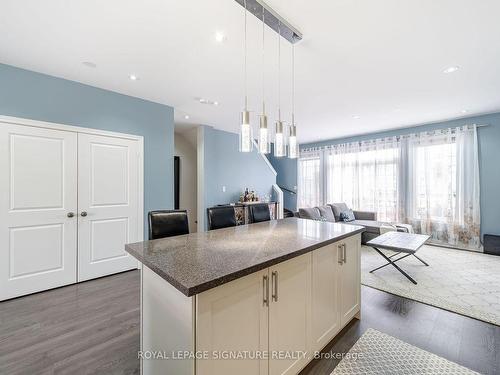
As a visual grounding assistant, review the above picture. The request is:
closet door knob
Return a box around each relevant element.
[67,212,75,218]
[80,211,88,217]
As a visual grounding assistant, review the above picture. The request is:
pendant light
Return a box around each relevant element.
[258,8,270,154]
[239,0,252,152]
[274,22,286,158]
[288,44,298,159]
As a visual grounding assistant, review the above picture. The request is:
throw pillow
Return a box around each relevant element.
[329,203,349,221]
[340,209,356,222]
[317,205,336,222]
[299,207,321,221]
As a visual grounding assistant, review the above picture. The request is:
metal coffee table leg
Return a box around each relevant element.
[369,252,412,273]
[412,253,429,266]
[370,247,417,284]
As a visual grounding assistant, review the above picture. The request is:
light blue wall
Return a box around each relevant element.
[0,64,174,236]
[267,146,298,211]
[273,112,500,237]
[202,126,276,226]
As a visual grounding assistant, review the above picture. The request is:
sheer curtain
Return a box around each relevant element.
[297,149,322,209]
[324,137,401,222]
[406,126,480,249]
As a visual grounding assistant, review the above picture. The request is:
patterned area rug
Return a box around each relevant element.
[332,328,478,374]
[361,245,500,326]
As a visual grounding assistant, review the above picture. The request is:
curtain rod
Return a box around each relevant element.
[301,124,489,153]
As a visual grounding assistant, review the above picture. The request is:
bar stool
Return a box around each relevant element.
[249,203,271,223]
[148,210,189,240]
[207,206,237,230]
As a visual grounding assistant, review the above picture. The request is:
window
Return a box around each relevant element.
[297,153,321,209]
[413,142,456,222]
[325,145,399,222]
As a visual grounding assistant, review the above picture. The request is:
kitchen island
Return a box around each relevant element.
[126,217,364,375]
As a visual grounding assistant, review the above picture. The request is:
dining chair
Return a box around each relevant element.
[248,203,271,223]
[148,210,189,240]
[207,206,237,230]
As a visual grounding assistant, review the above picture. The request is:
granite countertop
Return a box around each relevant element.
[126,217,364,297]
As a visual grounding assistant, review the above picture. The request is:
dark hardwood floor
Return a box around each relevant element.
[0,271,140,375]
[301,286,500,375]
[1,270,498,374]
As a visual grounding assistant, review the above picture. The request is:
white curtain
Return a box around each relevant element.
[406,126,481,249]
[298,125,481,250]
[297,149,322,209]
[324,137,401,222]
[455,125,481,248]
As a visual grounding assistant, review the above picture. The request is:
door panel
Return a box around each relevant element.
[197,270,269,375]
[311,242,341,352]
[9,133,64,210]
[90,217,129,262]
[340,235,361,327]
[78,134,139,281]
[0,124,77,300]
[90,142,129,206]
[9,224,64,278]
[269,253,312,375]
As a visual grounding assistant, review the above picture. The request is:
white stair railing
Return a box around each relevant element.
[272,184,284,219]
[251,140,283,219]
[252,139,277,176]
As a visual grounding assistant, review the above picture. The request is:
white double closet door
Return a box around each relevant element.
[0,122,141,301]
[77,133,140,281]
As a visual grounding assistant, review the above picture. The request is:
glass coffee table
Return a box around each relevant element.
[367,231,430,284]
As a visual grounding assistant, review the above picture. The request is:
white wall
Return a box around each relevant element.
[174,129,198,232]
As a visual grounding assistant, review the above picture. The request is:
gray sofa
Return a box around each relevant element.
[298,203,386,244]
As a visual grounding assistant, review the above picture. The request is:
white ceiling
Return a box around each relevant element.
[1,0,500,143]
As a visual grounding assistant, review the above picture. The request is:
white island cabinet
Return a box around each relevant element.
[126,218,363,375]
[311,235,361,354]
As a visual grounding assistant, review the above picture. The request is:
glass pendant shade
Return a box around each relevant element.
[259,115,270,154]
[239,110,252,152]
[288,124,298,159]
[274,121,286,157]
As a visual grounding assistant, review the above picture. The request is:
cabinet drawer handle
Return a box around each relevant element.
[343,244,347,263]
[338,244,343,264]
[263,275,269,306]
[271,271,278,302]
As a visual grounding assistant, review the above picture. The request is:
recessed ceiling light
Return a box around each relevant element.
[129,74,138,81]
[443,66,460,74]
[197,97,219,106]
[461,109,468,114]
[352,115,361,119]
[215,32,226,43]
[82,61,96,68]
[184,115,190,120]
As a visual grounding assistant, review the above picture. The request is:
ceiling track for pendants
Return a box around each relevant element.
[234,0,302,44]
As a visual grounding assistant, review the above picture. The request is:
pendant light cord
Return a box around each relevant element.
[278,22,281,121]
[244,0,248,110]
[262,9,265,114]
[292,44,295,125]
